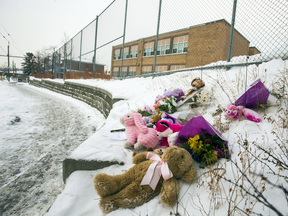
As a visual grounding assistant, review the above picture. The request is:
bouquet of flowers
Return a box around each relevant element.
[153,88,184,114]
[154,96,177,114]
[179,133,229,168]
[176,115,229,168]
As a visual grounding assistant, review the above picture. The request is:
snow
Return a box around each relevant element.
[1,58,287,216]
[46,58,287,216]
[0,81,105,215]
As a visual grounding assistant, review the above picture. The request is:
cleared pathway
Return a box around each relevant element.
[0,81,105,215]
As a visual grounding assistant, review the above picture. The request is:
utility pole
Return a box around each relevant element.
[7,41,10,81]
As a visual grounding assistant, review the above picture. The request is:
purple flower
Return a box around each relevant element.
[214,147,223,159]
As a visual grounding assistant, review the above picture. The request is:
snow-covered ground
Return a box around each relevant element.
[1,58,287,216]
[45,58,287,216]
[0,81,105,215]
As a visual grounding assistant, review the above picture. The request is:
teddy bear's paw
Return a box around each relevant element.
[134,142,144,150]
[94,174,116,198]
[99,199,118,214]
[123,141,133,149]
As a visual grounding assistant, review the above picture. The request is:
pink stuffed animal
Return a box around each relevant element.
[120,112,159,150]
[224,105,261,123]
[155,120,184,147]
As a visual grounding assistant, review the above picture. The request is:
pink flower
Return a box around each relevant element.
[143,105,151,113]
[155,95,161,103]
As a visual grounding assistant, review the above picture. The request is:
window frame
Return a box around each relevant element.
[172,35,189,54]
[112,67,119,77]
[157,39,170,56]
[122,47,129,59]
[143,42,154,57]
[128,66,136,76]
[113,49,121,60]
[171,65,186,70]
[130,45,138,58]
[155,65,168,72]
[119,66,128,77]
[141,66,152,75]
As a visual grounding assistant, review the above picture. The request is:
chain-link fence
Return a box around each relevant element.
[48,0,287,79]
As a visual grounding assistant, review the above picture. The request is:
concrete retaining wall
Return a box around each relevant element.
[29,79,124,183]
[29,79,122,118]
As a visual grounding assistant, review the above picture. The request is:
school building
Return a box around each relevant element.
[111,19,260,77]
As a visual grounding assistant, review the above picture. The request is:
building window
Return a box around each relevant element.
[122,47,129,59]
[143,42,154,57]
[113,67,119,77]
[128,66,136,76]
[114,49,121,60]
[157,39,170,55]
[173,35,188,54]
[171,65,186,70]
[155,65,168,72]
[130,45,138,58]
[85,64,89,70]
[141,66,152,75]
[120,67,127,77]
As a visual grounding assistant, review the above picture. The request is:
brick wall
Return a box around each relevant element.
[111,19,255,76]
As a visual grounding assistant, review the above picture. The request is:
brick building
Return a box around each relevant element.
[111,19,260,77]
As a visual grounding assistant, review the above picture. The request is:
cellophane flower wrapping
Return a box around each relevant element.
[163,88,185,101]
[176,116,229,168]
[234,79,269,108]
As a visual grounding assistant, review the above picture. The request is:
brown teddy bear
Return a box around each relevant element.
[93,146,196,214]
[182,77,205,99]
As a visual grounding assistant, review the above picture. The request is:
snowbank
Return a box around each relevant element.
[45,58,288,216]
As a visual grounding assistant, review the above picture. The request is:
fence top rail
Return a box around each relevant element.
[114,60,266,80]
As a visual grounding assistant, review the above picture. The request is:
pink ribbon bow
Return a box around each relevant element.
[140,152,173,190]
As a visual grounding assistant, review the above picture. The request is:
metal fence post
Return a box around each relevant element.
[227,0,237,62]
[93,16,99,72]
[153,0,162,78]
[79,30,83,78]
[70,39,72,72]
[52,50,54,75]
[120,0,128,78]
[63,43,66,80]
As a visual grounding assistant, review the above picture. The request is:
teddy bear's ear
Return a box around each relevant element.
[181,165,196,182]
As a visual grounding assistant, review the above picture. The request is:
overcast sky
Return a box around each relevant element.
[0,0,113,68]
[1,0,286,70]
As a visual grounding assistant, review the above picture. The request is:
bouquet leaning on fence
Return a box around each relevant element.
[176,115,229,168]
